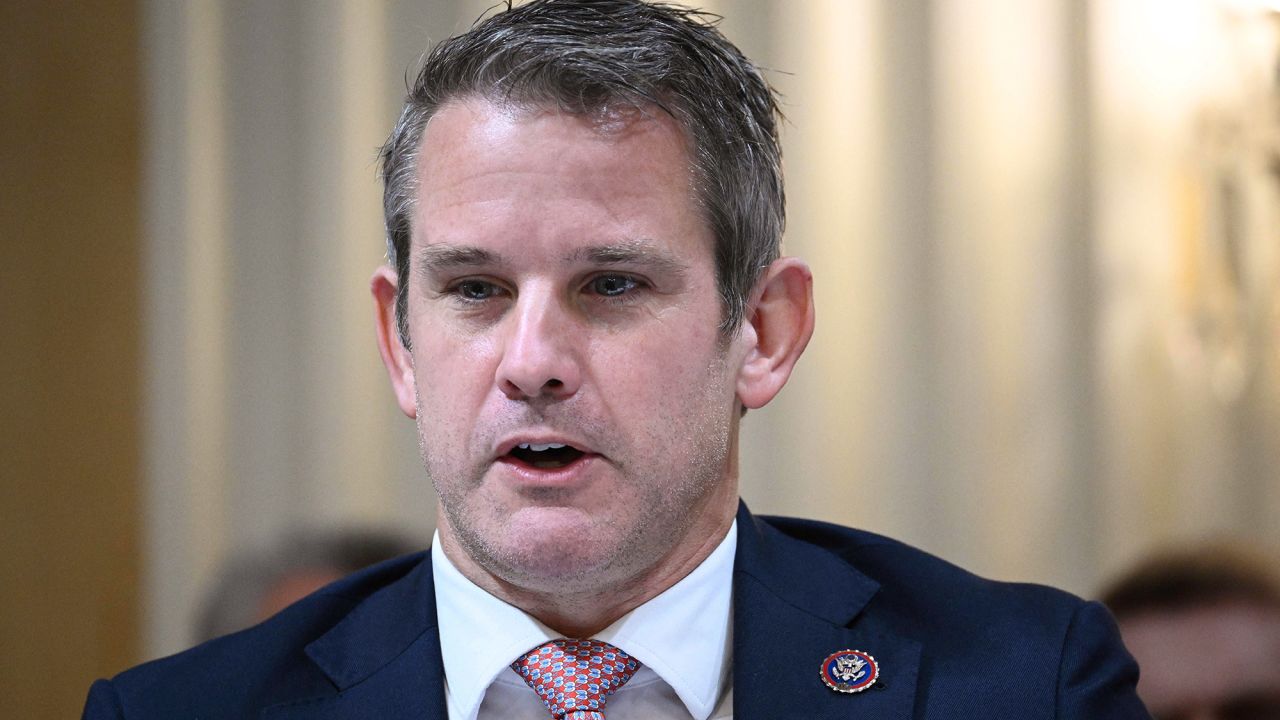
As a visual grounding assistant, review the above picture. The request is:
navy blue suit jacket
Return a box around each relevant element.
[83,504,1150,718]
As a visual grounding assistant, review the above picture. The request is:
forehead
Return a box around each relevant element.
[414,96,695,192]
[410,96,708,248]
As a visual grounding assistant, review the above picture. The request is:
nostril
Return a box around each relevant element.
[545,378,563,389]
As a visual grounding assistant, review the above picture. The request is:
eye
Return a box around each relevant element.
[453,279,501,301]
[588,274,639,297]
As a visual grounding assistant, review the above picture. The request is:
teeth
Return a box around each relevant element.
[517,442,567,452]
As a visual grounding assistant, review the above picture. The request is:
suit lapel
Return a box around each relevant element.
[263,557,448,720]
[733,505,920,719]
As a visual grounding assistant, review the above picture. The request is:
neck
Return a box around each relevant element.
[511,512,734,637]
[439,486,738,638]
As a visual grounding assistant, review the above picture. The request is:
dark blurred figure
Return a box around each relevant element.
[1101,547,1280,720]
[197,529,420,642]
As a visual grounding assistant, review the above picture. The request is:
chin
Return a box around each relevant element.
[491,510,634,584]
[494,544,627,594]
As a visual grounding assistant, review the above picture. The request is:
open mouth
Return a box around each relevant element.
[506,442,587,470]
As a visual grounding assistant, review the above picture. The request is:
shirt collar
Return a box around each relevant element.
[433,521,737,720]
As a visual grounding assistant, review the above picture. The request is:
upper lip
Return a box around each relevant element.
[494,433,595,459]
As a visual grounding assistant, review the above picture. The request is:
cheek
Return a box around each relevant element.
[410,333,501,421]
[590,325,734,420]
[593,331,709,391]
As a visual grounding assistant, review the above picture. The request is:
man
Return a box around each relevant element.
[1102,548,1280,720]
[83,1,1148,717]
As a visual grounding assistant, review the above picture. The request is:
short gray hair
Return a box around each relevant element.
[379,0,784,348]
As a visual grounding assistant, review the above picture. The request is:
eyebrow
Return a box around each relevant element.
[567,240,689,277]
[414,245,502,276]
[415,239,690,277]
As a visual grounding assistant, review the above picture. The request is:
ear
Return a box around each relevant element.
[735,257,815,410]
[371,265,418,418]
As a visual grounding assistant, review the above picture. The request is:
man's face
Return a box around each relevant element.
[1120,603,1280,720]
[393,98,746,595]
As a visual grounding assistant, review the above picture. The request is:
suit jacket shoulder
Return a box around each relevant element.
[83,551,440,719]
[759,513,1085,647]
[737,512,1149,719]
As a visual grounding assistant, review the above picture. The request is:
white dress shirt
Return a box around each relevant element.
[433,522,737,720]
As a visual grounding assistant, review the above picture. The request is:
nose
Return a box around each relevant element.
[495,289,582,402]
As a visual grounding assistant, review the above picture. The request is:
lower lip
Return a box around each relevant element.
[494,453,599,487]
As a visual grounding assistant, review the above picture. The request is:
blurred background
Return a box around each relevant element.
[3,0,1278,716]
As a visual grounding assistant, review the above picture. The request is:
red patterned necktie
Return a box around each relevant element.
[511,638,641,719]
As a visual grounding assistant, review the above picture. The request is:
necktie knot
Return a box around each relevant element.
[511,638,641,720]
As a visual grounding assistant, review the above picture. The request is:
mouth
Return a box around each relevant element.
[502,441,589,470]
